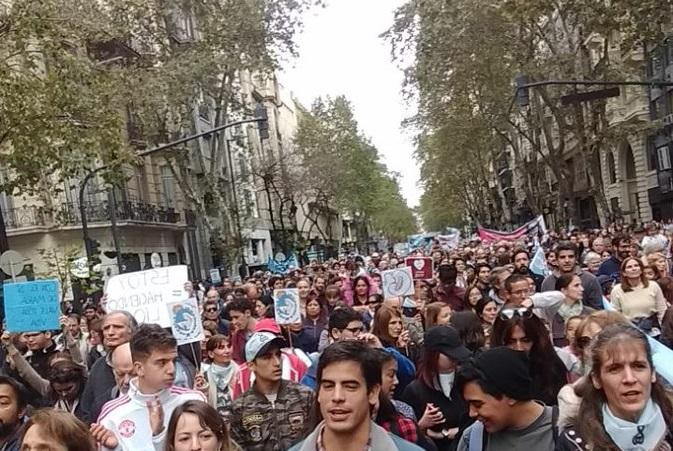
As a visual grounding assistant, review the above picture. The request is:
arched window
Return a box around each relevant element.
[607,151,617,184]
[624,144,637,180]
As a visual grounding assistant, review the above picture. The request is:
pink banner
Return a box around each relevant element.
[477,217,542,242]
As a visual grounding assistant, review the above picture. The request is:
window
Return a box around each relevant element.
[135,166,148,202]
[647,137,658,171]
[657,145,672,170]
[624,145,637,180]
[168,252,178,265]
[160,166,176,208]
[607,151,617,183]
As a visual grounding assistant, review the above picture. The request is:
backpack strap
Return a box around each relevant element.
[551,405,560,442]
[468,421,484,451]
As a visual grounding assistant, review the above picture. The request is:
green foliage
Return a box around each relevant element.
[387,0,673,228]
[36,246,82,302]
[294,96,417,242]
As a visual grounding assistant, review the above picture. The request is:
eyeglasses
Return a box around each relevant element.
[575,336,593,350]
[498,307,533,320]
[205,308,217,313]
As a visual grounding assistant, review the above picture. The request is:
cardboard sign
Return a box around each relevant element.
[105,265,189,327]
[381,267,415,298]
[167,298,204,345]
[4,279,60,332]
[273,289,301,325]
[209,268,222,285]
[405,257,434,280]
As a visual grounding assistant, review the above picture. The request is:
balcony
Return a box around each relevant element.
[2,206,48,229]
[58,200,181,226]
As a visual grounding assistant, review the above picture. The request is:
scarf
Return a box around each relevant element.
[208,362,236,386]
[558,300,583,322]
[602,399,668,451]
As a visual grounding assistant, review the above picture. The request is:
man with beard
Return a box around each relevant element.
[0,376,26,451]
[597,234,631,282]
[511,249,544,292]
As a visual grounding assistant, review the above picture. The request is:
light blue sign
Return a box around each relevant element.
[3,280,60,333]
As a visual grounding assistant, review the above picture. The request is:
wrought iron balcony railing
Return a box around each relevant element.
[2,206,48,229]
[58,200,181,225]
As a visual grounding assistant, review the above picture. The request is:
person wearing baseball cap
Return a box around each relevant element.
[229,332,314,451]
[400,326,472,449]
[455,347,558,451]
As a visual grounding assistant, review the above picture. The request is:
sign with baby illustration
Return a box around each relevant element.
[381,267,415,298]
[273,289,301,325]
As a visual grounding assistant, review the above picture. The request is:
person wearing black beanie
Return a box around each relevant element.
[454,347,558,451]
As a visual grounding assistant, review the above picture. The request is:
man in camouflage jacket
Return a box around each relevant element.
[230,332,314,450]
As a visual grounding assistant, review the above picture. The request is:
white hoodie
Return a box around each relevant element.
[97,378,206,451]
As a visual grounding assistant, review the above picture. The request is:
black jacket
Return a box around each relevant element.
[79,355,116,423]
[401,379,472,451]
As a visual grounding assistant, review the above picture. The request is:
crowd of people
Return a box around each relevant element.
[2,222,673,450]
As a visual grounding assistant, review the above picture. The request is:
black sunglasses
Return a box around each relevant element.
[498,307,533,321]
[205,308,217,313]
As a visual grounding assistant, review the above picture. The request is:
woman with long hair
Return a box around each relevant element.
[611,257,667,336]
[49,360,86,417]
[474,297,497,345]
[401,326,471,450]
[463,285,483,313]
[558,324,673,450]
[424,302,452,329]
[646,252,670,279]
[296,277,312,317]
[201,335,240,420]
[372,306,419,363]
[550,273,594,347]
[22,409,95,451]
[165,400,241,451]
[351,275,371,312]
[491,309,568,406]
[557,310,630,426]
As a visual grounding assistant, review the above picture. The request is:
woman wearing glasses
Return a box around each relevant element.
[491,308,568,405]
[558,324,673,451]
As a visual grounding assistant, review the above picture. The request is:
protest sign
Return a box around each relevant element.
[273,289,301,325]
[105,265,189,327]
[405,257,433,280]
[3,279,60,332]
[209,268,222,285]
[167,298,204,346]
[381,267,415,298]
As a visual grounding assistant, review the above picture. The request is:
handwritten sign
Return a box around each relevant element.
[405,257,434,280]
[381,267,415,298]
[3,280,60,332]
[167,298,204,345]
[273,289,301,325]
[105,265,189,327]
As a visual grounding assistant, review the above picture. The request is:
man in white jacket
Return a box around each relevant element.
[90,324,205,450]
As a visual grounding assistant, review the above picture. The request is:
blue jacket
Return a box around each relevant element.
[597,256,621,282]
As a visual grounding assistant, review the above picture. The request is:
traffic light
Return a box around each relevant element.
[255,103,269,140]
[86,238,101,267]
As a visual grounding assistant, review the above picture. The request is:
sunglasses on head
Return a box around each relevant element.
[498,307,533,320]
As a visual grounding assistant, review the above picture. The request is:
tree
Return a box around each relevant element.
[386,0,673,228]
[1,0,319,269]
[294,96,417,243]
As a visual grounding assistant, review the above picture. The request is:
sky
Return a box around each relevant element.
[281,0,421,208]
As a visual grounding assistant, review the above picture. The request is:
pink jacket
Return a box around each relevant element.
[340,273,380,305]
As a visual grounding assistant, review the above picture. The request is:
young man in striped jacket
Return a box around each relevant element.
[90,324,205,451]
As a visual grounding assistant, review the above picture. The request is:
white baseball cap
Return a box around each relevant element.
[245,332,286,362]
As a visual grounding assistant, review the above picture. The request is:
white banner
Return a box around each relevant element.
[105,265,189,327]
[167,297,204,345]
[381,267,415,298]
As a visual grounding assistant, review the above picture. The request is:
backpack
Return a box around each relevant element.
[467,405,559,451]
